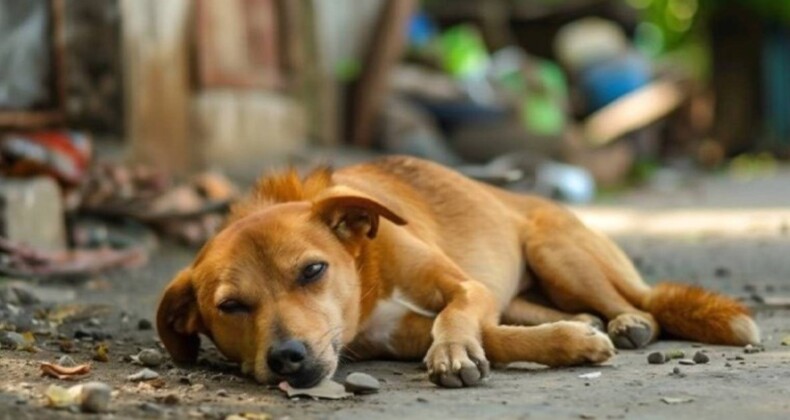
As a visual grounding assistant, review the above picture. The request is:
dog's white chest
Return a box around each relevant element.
[360,289,436,351]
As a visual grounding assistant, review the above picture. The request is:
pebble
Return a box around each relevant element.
[79,382,112,413]
[137,349,164,367]
[343,372,381,394]
[74,328,112,341]
[57,355,77,367]
[0,331,26,349]
[138,319,153,330]
[139,402,165,415]
[678,359,695,365]
[744,344,762,354]
[671,367,686,378]
[216,389,229,397]
[128,368,160,382]
[647,352,667,364]
[692,351,710,364]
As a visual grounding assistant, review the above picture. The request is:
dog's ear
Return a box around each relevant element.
[313,194,407,241]
[156,268,203,364]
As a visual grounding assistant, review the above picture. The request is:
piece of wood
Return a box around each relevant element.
[195,0,281,89]
[350,0,417,148]
[120,0,192,175]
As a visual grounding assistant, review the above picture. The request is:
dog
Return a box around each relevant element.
[157,156,760,388]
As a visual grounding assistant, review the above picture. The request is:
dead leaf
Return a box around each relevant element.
[47,304,111,324]
[40,362,91,380]
[278,379,352,400]
[93,343,109,362]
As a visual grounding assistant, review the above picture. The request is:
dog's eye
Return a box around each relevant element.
[217,299,250,314]
[298,262,327,285]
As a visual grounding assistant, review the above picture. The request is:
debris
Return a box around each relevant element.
[678,359,695,365]
[40,361,91,380]
[217,389,229,397]
[138,319,153,330]
[93,343,110,362]
[692,351,710,364]
[578,371,602,379]
[344,372,381,394]
[225,413,272,420]
[139,402,166,415]
[782,336,790,346]
[661,397,694,405]
[127,368,160,382]
[665,350,685,360]
[744,344,763,354]
[0,331,27,349]
[131,349,164,367]
[57,355,77,367]
[671,367,686,378]
[44,382,112,413]
[647,352,667,364]
[278,379,352,400]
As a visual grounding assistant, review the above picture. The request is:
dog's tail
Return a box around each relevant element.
[641,282,760,346]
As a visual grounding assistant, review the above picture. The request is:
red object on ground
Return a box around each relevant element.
[0,131,92,186]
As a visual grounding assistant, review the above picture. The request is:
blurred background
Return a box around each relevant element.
[1,0,789,272]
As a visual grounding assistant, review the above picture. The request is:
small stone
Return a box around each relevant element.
[87,318,101,327]
[136,349,164,367]
[734,355,745,360]
[671,367,686,377]
[692,351,710,364]
[216,389,228,397]
[678,359,695,365]
[139,402,165,415]
[79,382,112,413]
[0,331,26,349]
[417,397,429,403]
[714,267,730,278]
[57,355,77,368]
[128,368,160,382]
[782,336,790,346]
[161,394,180,405]
[138,319,153,330]
[744,344,762,354]
[725,362,732,368]
[343,372,381,394]
[647,352,667,364]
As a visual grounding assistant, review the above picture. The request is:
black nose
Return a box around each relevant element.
[267,339,308,376]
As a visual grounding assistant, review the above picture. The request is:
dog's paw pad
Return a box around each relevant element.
[608,314,654,349]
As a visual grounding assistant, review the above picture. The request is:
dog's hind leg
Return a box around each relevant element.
[482,322,615,366]
[521,207,659,349]
[503,297,604,330]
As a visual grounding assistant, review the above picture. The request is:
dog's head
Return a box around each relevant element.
[156,191,405,388]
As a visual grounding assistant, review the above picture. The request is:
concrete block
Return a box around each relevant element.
[0,177,67,251]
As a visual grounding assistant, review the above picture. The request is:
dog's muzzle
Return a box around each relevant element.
[266,339,326,388]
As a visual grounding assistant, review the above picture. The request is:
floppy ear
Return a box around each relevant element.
[313,194,407,241]
[156,268,204,364]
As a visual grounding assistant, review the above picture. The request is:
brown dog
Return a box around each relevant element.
[157,156,760,388]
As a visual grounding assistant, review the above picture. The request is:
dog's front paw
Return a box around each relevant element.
[424,339,490,388]
[543,321,616,367]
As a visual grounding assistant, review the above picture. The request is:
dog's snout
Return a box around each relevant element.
[267,339,308,375]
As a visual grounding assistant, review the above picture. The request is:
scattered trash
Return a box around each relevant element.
[93,343,110,362]
[665,350,685,360]
[661,397,695,405]
[127,368,160,382]
[578,371,602,379]
[40,361,91,380]
[343,372,381,394]
[647,352,667,364]
[278,379,353,400]
[44,381,112,413]
[692,351,710,364]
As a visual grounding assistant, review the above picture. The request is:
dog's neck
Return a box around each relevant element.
[355,240,391,328]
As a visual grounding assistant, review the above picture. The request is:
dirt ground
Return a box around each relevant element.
[2,169,790,420]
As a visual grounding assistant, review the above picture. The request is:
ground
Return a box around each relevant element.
[2,167,790,420]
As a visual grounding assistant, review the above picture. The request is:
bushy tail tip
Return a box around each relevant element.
[643,282,760,346]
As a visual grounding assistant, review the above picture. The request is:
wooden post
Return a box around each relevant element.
[120,0,192,175]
